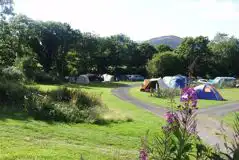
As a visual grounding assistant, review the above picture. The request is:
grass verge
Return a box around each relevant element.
[222,112,239,127]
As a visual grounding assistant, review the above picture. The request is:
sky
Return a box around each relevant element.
[14,0,239,41]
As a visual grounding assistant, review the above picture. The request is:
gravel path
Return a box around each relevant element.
[112,84,239,150]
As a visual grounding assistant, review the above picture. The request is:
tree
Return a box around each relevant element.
[156,44,173,53]
[146,51,183,77]
[209,33,239,76]
[65,51,83,76]
[0,0,13,15]
[0,0,16,68]
[175,36,211,77]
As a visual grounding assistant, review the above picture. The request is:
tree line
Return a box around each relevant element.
[147,34,239,78]
[1,1,239,83]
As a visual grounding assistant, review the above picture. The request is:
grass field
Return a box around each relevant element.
[130,86,239,108]
[0,82,164,160]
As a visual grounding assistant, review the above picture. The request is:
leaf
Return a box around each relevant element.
[183,143,192,153]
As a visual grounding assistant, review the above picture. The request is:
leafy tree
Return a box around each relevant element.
[156,44,173,53]
[175,36,211,77]
[66,51,84,76]
[146,51,183,77]
[0,0,16,68]
[0,0,13,15]
[209,33,239,76]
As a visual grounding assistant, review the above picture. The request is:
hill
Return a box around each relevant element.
[148,35,183,48]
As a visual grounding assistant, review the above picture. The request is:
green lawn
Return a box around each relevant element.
[222,112,239,126]
[0,82,164,160]
[130,86,239,109]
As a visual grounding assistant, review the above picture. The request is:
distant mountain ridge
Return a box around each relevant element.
[147,35,183,49]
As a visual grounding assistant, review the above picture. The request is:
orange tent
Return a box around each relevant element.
[140,79,150,92]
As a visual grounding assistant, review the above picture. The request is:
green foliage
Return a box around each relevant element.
[175,36,211,77]
[156,44,173,53]
[147,51,184,77]
[209,33,239,76]
[27,87,105,123]
[1,11,239,81]
[0,79,39,108]
[1,66,24,81]
[153,88,180,99]
[0,79,105,123]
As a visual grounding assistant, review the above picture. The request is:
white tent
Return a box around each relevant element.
[102,74,114,82]
[150,78,169,90]
[76,75,90,84]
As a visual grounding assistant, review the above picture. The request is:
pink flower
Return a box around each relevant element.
[139,149,148,160]
[164,112,178,124]
[180,87,198,108]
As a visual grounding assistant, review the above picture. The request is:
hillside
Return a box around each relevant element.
[148,35,183,48]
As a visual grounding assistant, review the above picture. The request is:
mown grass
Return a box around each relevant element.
[130,86,239,108]
[0,82,164,160]
[222,112,239,127]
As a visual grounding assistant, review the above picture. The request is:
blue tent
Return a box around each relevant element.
[163,75,187,89]
[194,84,224,100]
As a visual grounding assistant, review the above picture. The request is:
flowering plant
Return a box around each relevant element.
[140,87,200,160]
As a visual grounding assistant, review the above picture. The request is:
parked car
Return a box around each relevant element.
[128,75,144,81]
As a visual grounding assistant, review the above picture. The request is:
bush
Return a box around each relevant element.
[1,66,24,81]
[0,80,31,107]
[25,87,105,123]
[153,88,180,99]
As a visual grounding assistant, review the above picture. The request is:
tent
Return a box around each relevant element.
[85,74,103,82]
[102,74,114,82]
[194,84,224,100]
[140,79,150,91]
[75,75,90,84]
[140,78,169,92]
[163,75,187,89]
[209,77,236,88]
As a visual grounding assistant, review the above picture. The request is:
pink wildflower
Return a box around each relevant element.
[139,149,148,160]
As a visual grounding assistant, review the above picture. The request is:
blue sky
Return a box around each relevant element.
[14,0,239,41]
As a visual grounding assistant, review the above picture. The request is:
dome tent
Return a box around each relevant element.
[76,75,90,84]
[194,84,224,101]
[140,78,169,92]
[163,75,187,89]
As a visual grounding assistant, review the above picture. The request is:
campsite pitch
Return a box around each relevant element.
[0,82,164,160]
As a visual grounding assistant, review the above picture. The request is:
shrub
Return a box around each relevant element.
[0,80,30,107]
[140,87,201,159]
[153,88,180,99]
[24,87,105,123]
[1,66,24,81]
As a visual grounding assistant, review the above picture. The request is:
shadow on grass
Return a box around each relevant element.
[94,117,133,126]
[65,82,129,89]
[0,107,133,126]
[0,107,31,122]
